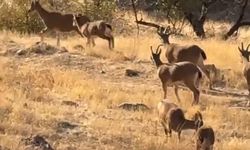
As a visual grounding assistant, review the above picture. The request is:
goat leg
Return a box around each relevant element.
[178,131,182,141]
[56,32,60,47]
[174,85,181,102]
[162,82,168,99]
[39,27,47,42]
[161,122,169,137]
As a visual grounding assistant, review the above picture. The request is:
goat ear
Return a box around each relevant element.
[241,42,244,50]
[238,47,243,53]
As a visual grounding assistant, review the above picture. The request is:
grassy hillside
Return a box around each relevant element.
[0,29,249,150]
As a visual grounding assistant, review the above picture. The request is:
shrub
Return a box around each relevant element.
[0,0,116,33]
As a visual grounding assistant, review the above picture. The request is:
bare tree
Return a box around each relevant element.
[182,0,217,38]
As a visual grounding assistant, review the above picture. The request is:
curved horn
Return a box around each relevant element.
[156,44,164,52]
[194,111,203,121]
[150,46,154,53]
[159,48,162,55]
[241,42,244,51]
[246,44,250,51]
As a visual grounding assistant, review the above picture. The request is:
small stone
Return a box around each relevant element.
[125,69,140,77]
[16,49,27,55]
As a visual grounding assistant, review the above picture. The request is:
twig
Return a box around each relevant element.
[131,0,140,35]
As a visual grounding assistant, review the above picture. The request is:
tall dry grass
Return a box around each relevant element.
[0,29,249,149]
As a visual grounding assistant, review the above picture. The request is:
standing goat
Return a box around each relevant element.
[196,126,215,150]
[157,100,178,136]
[28,0,90,46]
[151,46,202,105]
[72,14,114,50]
[157,27,212,89]
[238,42,250,106]
[167,107,203,140]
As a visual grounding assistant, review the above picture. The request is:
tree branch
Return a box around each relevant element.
[135,20,160,29]
[224,0,249,39]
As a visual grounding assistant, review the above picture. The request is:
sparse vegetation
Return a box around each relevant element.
[0,1,250,149]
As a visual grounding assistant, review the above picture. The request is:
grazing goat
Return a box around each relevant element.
[157,100,178,136]
[196,126,215,150]
[238,42,250,95]
[167,108,203,140]
[28,0,90,46]
[72,15,114,50]
[151,46,202,105]
[157,27,212,89]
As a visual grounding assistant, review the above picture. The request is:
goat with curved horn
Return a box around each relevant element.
[72,14,114,50]
[151,45,202,105]
[238,43,250,106]
[158,25,212,89]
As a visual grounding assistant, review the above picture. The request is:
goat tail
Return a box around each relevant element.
[200,50,207,60]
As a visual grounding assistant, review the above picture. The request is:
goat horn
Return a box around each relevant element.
[241,42,244,50]
[150,46,154,53]
[159,48,162,55]
[156,44,164,51]
[247,44,250,51]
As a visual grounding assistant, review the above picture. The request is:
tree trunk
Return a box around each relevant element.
[224,0,249,39]
[185,13,206,38]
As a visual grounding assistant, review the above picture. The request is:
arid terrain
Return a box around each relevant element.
[0,26,250,150]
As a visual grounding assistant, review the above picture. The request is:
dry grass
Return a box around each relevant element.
[0,29,249,150]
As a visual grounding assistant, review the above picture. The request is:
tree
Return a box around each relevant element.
[224,0,250,39]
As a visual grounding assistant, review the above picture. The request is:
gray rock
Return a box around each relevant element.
[125,69,140,77]
[118,102,150,111]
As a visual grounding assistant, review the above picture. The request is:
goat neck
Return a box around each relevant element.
[181,119,197,130]
[154,58,164,68]
[35,2,50,20]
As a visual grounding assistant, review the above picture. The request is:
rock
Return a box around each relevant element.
[23,135,54,150]
[125,69,140,77]
[100,70,106,74]
[73,44,85,51]
[118,102,150,111]
[57,121,78,130]
[62,101,79,107]
[16,49,27,55]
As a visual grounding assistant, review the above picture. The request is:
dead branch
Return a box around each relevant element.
[136,20,160,29]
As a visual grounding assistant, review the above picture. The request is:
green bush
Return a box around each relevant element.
[0,0,116,33]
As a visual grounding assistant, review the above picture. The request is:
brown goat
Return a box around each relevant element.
[157,100,178,136]
[196,126,215,150]
[151,46,202,105]
[157,27,212,89]
[167,108,203,140]
[238,43,250,95]
[72,15,114,50]
[28,0,90,46]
